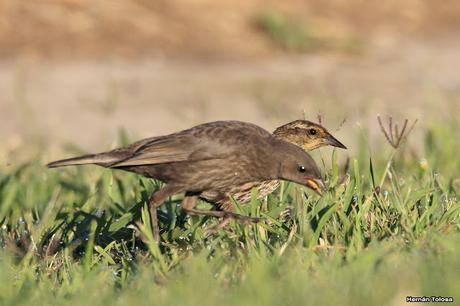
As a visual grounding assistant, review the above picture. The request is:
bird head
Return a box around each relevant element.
[276,142,325,195]
[273,120,347,151]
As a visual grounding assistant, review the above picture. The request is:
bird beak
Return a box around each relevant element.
[306,178,326,196]
[325,134,347,149]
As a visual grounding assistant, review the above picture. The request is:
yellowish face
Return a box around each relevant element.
[273,120,346,152]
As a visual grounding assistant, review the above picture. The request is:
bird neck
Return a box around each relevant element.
[268,138,290,177]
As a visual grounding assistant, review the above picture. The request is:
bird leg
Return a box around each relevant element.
[181,194,199,211]
[181,195,261,224]
[185,209,262,223]
[181,194,262,238]
[202,212,262,238]
[148,184,183,242]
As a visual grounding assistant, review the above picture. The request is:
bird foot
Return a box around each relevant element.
[182,207,263,237]
[222,212,262,224]
[203,212,263,238]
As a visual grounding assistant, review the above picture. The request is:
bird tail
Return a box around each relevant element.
[47,153,109,168]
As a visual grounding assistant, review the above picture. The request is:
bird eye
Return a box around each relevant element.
[308,128,317,135]
[298,165,306,173]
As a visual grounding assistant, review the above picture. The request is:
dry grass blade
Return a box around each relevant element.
[389,116,394,144]
[317,113,323,125]
[335,117,347,131]
[377,116,393,146]
[377,115,418,149]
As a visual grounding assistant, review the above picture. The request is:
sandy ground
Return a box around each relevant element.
[1,0,460,159]
[2,0,460,59]
[1,38,459,157]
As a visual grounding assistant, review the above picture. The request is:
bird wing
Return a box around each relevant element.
[109,136,195,167]
[110,133,231,167]
[47,121,271,169]
[108,121,270,168]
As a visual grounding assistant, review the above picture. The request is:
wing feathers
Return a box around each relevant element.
[110,137,195,167]
[48,121,258,169]
[111,152,191,167]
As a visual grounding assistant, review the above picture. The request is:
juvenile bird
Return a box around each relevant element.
[200,120,346,212]
[47,121,324,241]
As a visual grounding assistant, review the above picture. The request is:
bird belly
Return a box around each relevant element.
[200,180,281,211]
[229,180,281,203]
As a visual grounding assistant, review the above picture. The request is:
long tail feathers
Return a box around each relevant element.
[47,154,111,168]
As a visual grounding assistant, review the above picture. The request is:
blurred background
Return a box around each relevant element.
[1,0,460,155]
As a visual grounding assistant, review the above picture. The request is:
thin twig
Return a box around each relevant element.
[335,117,347,131]
[377,115,418,149]
[377,116,392,145]
[389,116,395,145]
[406,118,418,137]
[397,119,408,147]
[317,113,322,125]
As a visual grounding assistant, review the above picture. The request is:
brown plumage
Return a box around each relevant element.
[47,121,324,241]
[201,120,346,211]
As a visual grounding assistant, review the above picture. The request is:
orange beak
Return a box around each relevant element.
[306,178,326,196]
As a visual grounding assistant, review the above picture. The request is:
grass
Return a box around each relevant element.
[0,118,459,306]
[255,11,365,54]
[256,11,321,52]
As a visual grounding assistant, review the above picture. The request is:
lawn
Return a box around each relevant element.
[0,118,459,306]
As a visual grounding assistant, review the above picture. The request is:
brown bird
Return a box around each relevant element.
[47,121,324,241]
[200,120,346,212]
